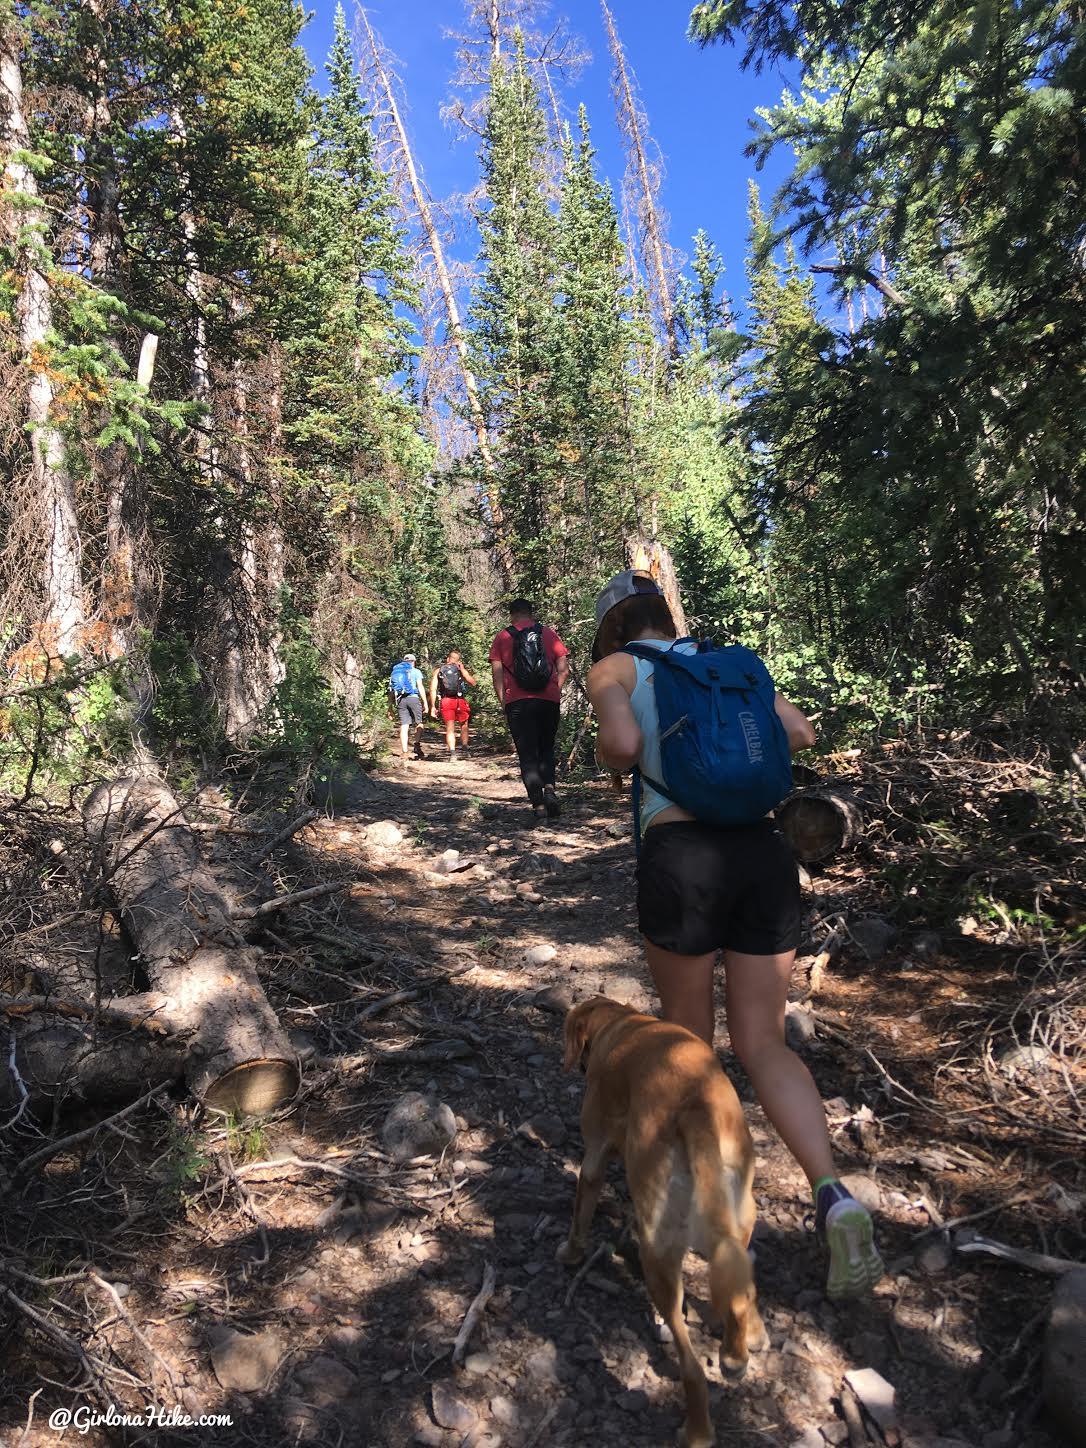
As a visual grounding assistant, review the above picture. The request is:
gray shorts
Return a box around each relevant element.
[397,695,423,727]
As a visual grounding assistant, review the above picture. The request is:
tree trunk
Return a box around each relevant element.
[1,19,87,655]
[83,777,299,1114]
[0,1016,185,1113]
[626,536,688,638]
[210,538,267,744]
[361,8,514,591]
[262,348,287,697]
[777,787,863,863]
[169,107,212,434]
[602,1,677,361]
[84,0,158,705]
[208,308,274,743]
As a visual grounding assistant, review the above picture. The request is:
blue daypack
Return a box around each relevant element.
[624,638,793,838]
[390,660,415,695]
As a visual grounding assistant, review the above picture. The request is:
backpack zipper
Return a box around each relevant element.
[659,714,688,742]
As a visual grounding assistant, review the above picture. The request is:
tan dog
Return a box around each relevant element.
[557,997,766,1448]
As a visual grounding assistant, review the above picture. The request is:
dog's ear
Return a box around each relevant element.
[562,1002,594,1073]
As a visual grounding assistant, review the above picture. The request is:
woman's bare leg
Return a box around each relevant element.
[643,939,716,1045]
[723,949,834,1187]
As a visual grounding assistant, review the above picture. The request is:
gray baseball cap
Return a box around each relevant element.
[594,569,661,625]
[404,653,416,662]
[591,570,662,659]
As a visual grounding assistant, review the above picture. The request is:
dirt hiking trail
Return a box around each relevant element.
[3,733,1079,1448]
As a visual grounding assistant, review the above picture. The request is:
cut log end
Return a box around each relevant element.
[778,787,863,863]
[201,1058,300,1116]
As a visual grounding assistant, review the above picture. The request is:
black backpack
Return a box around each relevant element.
[507,624,552,692]
[438,663,465,698]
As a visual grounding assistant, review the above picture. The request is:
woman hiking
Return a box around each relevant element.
[586,570,883,1300]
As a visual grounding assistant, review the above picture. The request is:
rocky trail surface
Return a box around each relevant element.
[2,736,1081,1448]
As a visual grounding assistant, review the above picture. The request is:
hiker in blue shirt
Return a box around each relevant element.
[389,653,428,764]
[587,570,883,1301]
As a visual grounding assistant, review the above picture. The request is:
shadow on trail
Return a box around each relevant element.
[0,739,1073,1446]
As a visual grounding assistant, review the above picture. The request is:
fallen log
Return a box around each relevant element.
[778,786,863,863]
[0,1017,186,1114]
[84,777,300,1115]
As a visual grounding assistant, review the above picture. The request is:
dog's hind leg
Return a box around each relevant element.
[709,1236,765,1376]
[556,1137,611,1266]
[640,1242,713,1448]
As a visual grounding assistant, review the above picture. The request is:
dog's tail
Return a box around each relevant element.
[677,1104,755,1362]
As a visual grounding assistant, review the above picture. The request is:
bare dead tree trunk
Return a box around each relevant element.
[0,1015,186,1113]
[778,788,863,862]
[626,536,688,637]
[602,1,678,361]
[1,18,87,656]
[359,7,514,591]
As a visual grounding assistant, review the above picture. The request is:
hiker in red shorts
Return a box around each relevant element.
[429,650,477,761]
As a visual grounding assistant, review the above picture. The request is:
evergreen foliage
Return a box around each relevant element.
[690,0,1086,743]
[469,39,640,659]
[1,0,1083,789]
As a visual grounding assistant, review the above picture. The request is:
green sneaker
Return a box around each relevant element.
[815,1180,884,1299]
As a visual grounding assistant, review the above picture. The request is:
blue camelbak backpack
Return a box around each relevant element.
[624,638,793,840]
[390,660,415,695]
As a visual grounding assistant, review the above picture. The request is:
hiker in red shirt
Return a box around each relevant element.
[489,599,569,822]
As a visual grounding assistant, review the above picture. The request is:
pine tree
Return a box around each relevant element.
[283,4,448,718]
[548,105,637,630]
[469,35,561,602]
[691,0,1086,744]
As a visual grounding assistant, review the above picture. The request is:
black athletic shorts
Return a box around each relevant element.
[636,819,801,957]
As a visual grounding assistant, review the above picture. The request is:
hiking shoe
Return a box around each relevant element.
[531,805,547,826]
[543,787,561,820]
[815,1181,884,1299]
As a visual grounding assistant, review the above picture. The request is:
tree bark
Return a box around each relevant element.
[1,17,87,655]
[602,1,677,361]
[83,777,299,1114]
[208,301,273,743]
[0,1016,186,1113]
[626,536,688,637]
[84,0,158,706]
[777,787,863,862]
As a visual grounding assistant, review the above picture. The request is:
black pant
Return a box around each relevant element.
[505,699,560,806]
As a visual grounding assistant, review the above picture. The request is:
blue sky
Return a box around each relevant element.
[298,1,797,314]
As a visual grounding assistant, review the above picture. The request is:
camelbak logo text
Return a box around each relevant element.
[739,711,763,763]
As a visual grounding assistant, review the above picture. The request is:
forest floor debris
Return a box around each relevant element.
[0,732,1083,1446]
